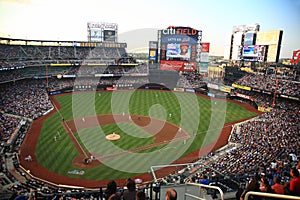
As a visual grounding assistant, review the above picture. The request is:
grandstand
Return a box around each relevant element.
[0,36,299,200]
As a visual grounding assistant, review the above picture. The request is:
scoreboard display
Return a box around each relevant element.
[87,22,118,43]
[242,45,267,62]
[159,26,202,71]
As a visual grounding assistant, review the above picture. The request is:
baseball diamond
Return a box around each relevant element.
[18,90,260,188]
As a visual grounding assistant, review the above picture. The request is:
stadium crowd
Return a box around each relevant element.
[235,74,300,98]
[0,79,53,119]
[0,44,126,66]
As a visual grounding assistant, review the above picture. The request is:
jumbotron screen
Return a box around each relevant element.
[160,26,202,71]
[242,45,266,61]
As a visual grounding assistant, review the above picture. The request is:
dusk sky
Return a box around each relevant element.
[0,0,299,57]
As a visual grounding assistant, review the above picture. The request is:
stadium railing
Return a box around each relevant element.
[245,191,300,200]
[184,183,224,200]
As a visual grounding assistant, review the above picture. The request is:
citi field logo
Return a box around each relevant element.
[162,26,199,36]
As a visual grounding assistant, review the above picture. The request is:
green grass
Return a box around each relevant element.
[35,90,258,180]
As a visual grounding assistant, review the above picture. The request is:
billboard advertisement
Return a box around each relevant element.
[160,60,196,71]
[199,62,208,72]
[290,50,300,64]
[149,41,158,62]
[149,41,158,49]
[200,42,210,52]
[244,32,256,45]
[89,29,102,41]
[149,49,158,61]
[103,30,116,42]
[159,26,202,71]
[200,52,209,62]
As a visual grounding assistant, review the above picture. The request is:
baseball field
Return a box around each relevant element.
[19,90,260,188]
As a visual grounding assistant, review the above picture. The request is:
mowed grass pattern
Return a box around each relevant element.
[35,90,258,180]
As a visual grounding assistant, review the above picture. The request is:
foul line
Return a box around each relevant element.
[50,96,89,159]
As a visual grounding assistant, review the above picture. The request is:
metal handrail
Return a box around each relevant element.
[185,182,224,200]
[245,191,300,200]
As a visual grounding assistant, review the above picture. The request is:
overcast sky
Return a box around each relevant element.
[0,0,299,57]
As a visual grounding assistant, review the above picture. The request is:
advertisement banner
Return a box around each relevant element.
[207,83,219,90]
[207,93,215,98]
[185,88,195,93]
[290,49,300,64]
[62,74,76,78]
[200,52,209,62]
[199,62,208,72]
[149,41,158,49]
[235,92,253,100]
[200,42,210,52]
[220,86,231,93]
[106,86,117,91]
[232,83,251,91]
[160,60,196,71]
[258,106,272,112]
[173,88,185,92]
[149,49,158,61]
[90,29,102,41]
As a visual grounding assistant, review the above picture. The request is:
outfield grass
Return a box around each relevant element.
[35,90,258,180]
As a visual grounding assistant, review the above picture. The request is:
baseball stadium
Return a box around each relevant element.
[0,23,299,200]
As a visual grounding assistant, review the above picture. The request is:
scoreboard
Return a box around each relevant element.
[87,22,118,43]
[159,26,202,71]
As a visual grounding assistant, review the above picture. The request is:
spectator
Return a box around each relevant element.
[108,193,121,200]
[122,178,137,200]
[136,190,146,200]
[259,177,273,193]
[271,177,284,195]
[285,168,300,196]
[240,174,260,200]
[165,188,177,200]
[105,180,118,200]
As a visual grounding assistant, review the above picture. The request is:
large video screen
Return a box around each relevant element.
[103,30,116,42]
[242,45,266,61]
[160,26,202,71]
[166,43,191,60]
[243,45,259,57]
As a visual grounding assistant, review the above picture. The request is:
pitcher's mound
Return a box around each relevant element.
[106,133,121,141]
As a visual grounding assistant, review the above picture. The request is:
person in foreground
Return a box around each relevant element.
[165,188,177,200]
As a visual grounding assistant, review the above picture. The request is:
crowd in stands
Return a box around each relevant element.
[65,63,148,76]
[0,79,53,119]
[0,114,21,145]
[235,74,300,97]
[0,44,126,66]
[177,71,206,88]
